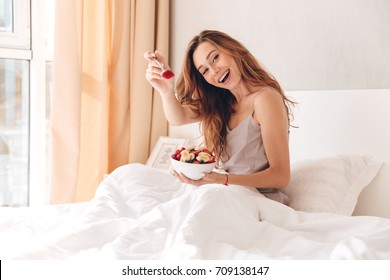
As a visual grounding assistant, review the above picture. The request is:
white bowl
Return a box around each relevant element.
[170,157,216,180]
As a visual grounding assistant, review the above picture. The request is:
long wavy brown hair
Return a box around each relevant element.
[176,30,296,162]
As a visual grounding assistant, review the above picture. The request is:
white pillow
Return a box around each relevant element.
[283,154,383,216]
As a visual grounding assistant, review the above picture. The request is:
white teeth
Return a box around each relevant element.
[219,70,230,83]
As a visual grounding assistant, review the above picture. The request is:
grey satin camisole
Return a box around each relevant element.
[222,114,268,174]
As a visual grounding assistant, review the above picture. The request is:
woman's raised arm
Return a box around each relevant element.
[144,51,199,125]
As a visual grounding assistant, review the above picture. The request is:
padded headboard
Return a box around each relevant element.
[287,89,390,218]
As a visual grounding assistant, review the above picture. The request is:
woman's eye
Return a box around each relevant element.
[213,54,219,63]
[202,68,209,75]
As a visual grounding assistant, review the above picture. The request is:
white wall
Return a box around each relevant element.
[169,0,390,141]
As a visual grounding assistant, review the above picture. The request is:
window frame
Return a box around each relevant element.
[29,0,52,206]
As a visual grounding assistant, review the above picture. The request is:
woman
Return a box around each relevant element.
[144,30,295,203]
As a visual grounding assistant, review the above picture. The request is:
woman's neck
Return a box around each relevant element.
[230,82,263,103]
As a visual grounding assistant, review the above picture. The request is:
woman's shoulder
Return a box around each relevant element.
[252,87,286,123]
[253,87,283,105]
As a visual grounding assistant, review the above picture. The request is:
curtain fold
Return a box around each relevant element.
[50,0,169,204]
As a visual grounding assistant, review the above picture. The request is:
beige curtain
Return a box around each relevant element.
[50,0,169,203]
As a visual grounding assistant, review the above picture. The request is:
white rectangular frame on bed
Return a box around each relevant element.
[287,89,390,218]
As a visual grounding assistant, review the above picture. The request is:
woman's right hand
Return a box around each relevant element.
[144,51,175,96]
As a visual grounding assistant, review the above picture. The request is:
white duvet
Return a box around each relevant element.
[1,163,390,260]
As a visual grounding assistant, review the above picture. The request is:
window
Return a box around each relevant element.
[0,0,13,33]
[0,0,54,206]
[0,58,29,206]
[0,0,30,49]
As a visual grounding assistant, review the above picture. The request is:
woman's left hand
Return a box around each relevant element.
[171,169,225,187]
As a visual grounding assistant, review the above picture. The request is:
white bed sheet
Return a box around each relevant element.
[1,163,390,260]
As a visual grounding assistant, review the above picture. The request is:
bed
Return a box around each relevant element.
[0,89,390,260]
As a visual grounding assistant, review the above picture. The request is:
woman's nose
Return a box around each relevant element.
[210,66,220,77]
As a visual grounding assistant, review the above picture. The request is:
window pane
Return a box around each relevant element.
[0,58,29,206]
[0,0,13,33]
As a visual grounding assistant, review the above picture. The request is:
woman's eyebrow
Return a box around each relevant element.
[197,50,216,71]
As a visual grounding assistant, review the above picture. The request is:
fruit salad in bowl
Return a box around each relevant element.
[170,146,216,180]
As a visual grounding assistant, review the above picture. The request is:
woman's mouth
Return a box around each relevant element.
[218,69,230,83]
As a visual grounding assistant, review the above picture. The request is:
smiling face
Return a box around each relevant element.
[192,41,242,91]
